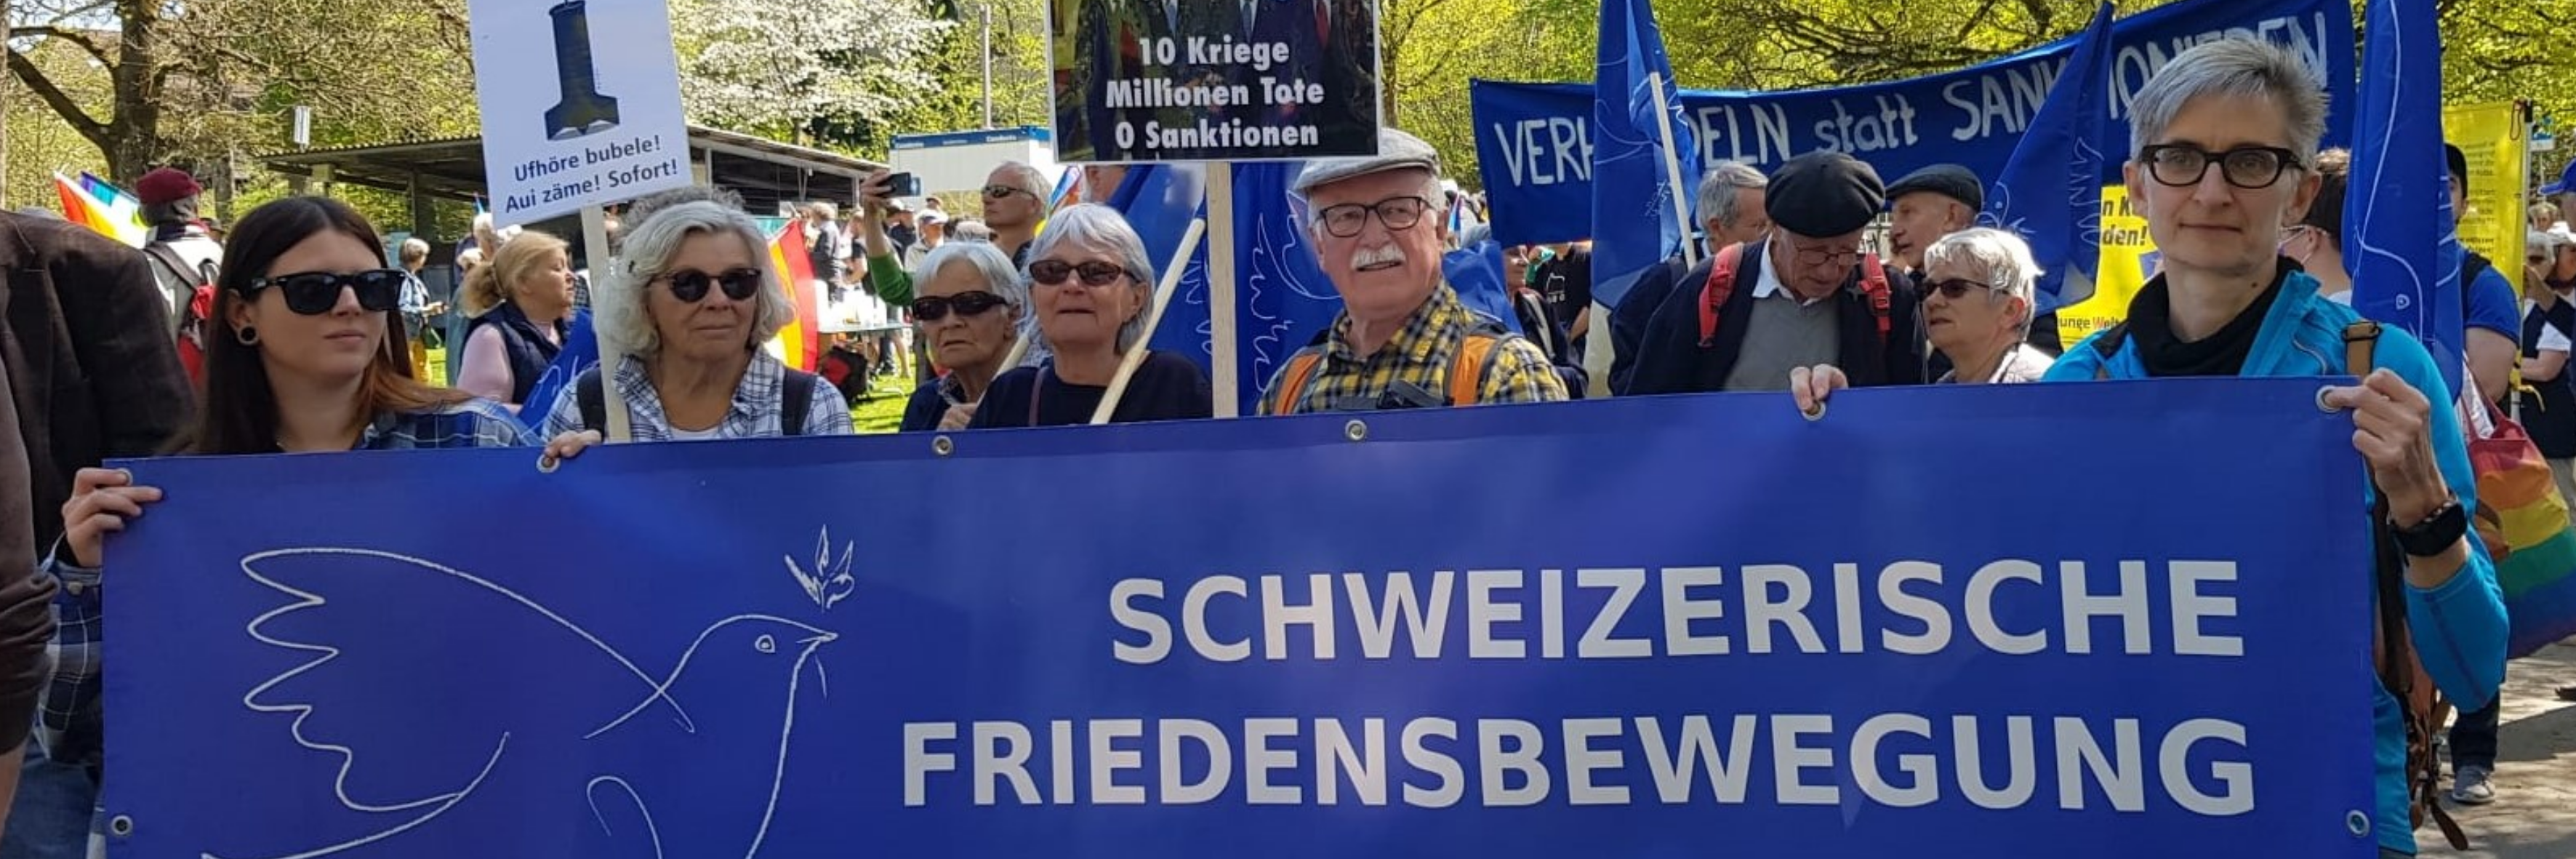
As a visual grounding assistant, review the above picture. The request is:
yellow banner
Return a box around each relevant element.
[2445,101,2529,277]
[2053,185,2154,348]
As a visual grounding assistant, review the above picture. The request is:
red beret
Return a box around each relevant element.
[135,168,203,206]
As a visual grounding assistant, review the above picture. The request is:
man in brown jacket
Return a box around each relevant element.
[0,209,190,847]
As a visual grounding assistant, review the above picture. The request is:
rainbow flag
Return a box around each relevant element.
[2470,415,2576,658]
[52,172,146,247]
[765,222,823,372]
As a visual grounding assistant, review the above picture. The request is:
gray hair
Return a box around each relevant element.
[992,161,1051,199]
[598,200,795,358]
[1923,227,2041,329]
[1024,204,1158,352]
[2128,38,2329,164]
[910,240,1030,315]
[1696,160,1769,231]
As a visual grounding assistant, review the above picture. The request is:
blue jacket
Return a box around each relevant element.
[2047,269,2508,855]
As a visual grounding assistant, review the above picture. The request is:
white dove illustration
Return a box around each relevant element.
[208,547,839,859]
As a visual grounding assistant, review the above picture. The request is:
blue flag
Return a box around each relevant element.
[1587,0,1698,311]
[1121,164,1343,413]
[1978,1,2114,314]
[1441,239,1523,336]
[2348,0,2463,397]
[515,308,597,431]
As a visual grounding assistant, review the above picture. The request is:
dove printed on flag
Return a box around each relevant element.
[1587,0,1698,311]
[1125,162,1344,413]
[2347,0,2464,398]
[1975,1,2114,315]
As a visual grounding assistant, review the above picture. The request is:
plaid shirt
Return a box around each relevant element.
[540,351,854,441]
[1261,284,1568,415]
[33,399,531,766]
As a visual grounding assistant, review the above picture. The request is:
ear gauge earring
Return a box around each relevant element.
[235,327,260,346]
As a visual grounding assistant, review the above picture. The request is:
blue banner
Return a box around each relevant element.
[1128,163,1344,414]
[1470,0,2354,247]
[111,381,2377,858]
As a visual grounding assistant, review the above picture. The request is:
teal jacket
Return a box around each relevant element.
[2047,269,2508,854]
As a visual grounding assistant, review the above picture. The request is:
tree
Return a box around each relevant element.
[670,0,950,142]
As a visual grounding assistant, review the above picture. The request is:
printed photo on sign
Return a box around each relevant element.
[1048,0,1384,163]
[469,0,693,225]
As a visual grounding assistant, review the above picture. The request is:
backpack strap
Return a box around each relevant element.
[576,366,606,434]
[1858,254,1893,342]
[2090,323,2132,380]
[2345,320,2382,377]
[781,369,816,436]
[1695,243,1749,346]
[1448,332,1504,407]
[1269,349,1326,415]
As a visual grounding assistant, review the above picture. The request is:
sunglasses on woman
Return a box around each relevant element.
[661,268,763,303]
[915,290,1008,321]
[1028,260,1132,287]
[246,269,407,315]
[1919,278,1997,300]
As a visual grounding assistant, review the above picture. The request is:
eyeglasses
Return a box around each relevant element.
[984,185,1032,201]
[1315,196,1432,239]
[1786,240,1862,269]
[1028,259,1133,287]
[915,290,1009,321]
[2139,144,2305,189]
[659,268,763,303]
[1920,278,1997,300]
[245,269,406,315]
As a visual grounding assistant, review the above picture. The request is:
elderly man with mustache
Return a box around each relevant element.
[1259,129,1568,414]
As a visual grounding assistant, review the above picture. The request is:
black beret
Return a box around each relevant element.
[1886,164,1984,211]
[1768,151,1886,238]
[2444,143,2468,194]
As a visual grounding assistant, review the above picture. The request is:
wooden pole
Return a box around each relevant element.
[1206,165,1240,416]
[1092,218,1208,424]
[579,204,631,442]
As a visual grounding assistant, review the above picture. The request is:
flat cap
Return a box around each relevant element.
[1293,128,1440,196]
[1768,151,1885,238]
[1886,164,1983,211]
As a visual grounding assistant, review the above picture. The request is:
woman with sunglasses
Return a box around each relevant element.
[539,200,851,453]
[900,241,1027,431]
[967,204,1211,428]
[454,230,578,411]
[1785,228,2052,407]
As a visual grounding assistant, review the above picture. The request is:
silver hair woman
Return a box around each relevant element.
[1917,228,2053,383]
[2055,38,2503,859]
[540,200,853,454]
[900,241,1029,431]
[966,204,1211,428]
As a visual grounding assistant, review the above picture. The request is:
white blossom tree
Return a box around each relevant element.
[671,0,949,135]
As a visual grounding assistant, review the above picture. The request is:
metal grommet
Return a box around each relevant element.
[535,454,561,474]
[1343,420,1369,442]
[108,815,134,837]
[932,436,955,457]
[2343,810,2370,837]
[1802,402,1828,422]
[2316,385,2344,413]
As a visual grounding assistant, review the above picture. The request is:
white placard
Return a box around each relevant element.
[469,0,691,226]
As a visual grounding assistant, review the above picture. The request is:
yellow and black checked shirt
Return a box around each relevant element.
[1261,284,1569,415]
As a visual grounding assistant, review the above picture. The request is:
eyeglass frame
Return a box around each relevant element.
[1312,195,1435,239]
[2137,143,2307,190]
[1778,233,1864,270]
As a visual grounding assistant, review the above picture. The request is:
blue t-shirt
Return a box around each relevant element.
[2466,263,2521,340]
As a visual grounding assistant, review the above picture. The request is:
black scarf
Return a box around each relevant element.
[2126,259,2297,378]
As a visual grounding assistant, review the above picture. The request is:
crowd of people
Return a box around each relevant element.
[0,34,2566,859]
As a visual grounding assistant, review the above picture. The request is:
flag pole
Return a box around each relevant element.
[1206,164,1241,417]
[579,204,632,442]
[1093,218,1209,424]
[1648,72,1701,268]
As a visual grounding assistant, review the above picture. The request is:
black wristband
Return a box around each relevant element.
[2393,497,2467,559]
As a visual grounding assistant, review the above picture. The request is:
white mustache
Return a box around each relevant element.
[1349,244,1407,270]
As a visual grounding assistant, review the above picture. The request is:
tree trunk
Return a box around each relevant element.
[105,0,166,183]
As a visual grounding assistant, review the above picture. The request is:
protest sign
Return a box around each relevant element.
[2445,102,2530,273]
[469,0,691,226]
[1469,0,2353,247]
[109,381,2379,857]
[2053,186,2155,348]
[1048,0,1384,162]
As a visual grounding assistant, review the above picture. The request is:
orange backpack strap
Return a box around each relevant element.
[1268,349,1325,415]
[1858,254,1892,342]
[1448,333,1504,406]
[1695,243,1748,346]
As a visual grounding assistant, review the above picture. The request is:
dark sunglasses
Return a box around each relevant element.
[1920,278,1997,300]
[1028,259,1132,287]
[245,269,406,315]
[661,268,763,303]
[984,185,1030,200]
[915,290,1008,321]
